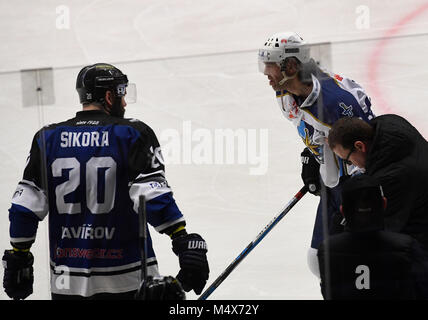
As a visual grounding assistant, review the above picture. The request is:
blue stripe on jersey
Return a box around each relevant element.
[146,192,183,230]
[9,204,40,238]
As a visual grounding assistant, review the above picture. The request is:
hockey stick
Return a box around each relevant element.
[198,185,308,300]
[136,195,148,299]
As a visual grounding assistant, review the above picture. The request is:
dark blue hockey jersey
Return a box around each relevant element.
[9,110,184,296]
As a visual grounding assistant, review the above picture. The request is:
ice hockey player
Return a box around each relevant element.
[2,63,209,300]
[258,32,375,278]
[318,174,428,300]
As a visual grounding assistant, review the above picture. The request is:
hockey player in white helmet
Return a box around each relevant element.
[258,32,311,87]
[258,32,375,281]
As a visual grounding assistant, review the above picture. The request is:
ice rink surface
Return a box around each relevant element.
[1,0,428,300]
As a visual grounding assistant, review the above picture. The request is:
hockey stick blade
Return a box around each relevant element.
[198,186,308,300]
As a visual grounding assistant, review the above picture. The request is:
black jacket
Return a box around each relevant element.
[318,230,428,300]
[366,114,428,249]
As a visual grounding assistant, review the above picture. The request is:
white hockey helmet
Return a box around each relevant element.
[258,31,310,73]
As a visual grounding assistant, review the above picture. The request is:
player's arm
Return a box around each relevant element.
[3,132,48,300]
[128,125,209,294]
[9,132,48,249]
[128,125,186,234]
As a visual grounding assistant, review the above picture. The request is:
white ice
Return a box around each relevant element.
[1,0,428,300]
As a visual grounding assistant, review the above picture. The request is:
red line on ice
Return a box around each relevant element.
[367,3,428,118]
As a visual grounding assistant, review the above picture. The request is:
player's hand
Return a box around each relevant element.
[2,249,34,300]
[301,148,321,196]
[135,275,186,300]
[172,233,209,295]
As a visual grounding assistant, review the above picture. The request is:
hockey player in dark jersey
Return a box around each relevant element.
[2,63,209,300]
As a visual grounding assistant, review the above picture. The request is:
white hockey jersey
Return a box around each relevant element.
[276,71,374,187]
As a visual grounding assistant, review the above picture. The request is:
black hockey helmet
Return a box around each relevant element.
[76,63,129,117]
[341,174,385,233]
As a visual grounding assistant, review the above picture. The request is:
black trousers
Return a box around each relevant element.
[51,290,137,300]
[310,182,343,249]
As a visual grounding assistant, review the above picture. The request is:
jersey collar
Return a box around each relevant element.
[76,109,107,117]
[299,74,320,109]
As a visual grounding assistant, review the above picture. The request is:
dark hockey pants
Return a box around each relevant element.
[310,182,343,249]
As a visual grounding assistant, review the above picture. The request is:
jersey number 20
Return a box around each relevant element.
[52,156,117,214]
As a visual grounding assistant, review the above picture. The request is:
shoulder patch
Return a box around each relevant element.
[339,102,354,117]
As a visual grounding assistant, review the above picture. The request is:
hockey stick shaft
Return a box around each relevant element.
[198,186,308,300]
[138,195,148,298]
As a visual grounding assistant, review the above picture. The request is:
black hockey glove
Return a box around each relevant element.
[172,233,209,295]
[135,275,186,300]
[2,250,34,300]
[301,148,321,196]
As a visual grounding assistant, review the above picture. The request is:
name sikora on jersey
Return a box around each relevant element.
[60,131,109,148]
[61,225,115,240]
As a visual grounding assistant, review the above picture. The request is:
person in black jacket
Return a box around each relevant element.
[317,174,428,300]
[327,114,428,250]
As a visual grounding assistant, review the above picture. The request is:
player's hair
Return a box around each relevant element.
[299,59,328,85]
[328,117,374,150]
[282,57,327,85]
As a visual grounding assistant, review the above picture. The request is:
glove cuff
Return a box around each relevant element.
[3,249,34,268]
[170,227,188,240]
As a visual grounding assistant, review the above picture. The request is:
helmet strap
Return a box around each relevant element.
[278,70,298,86]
